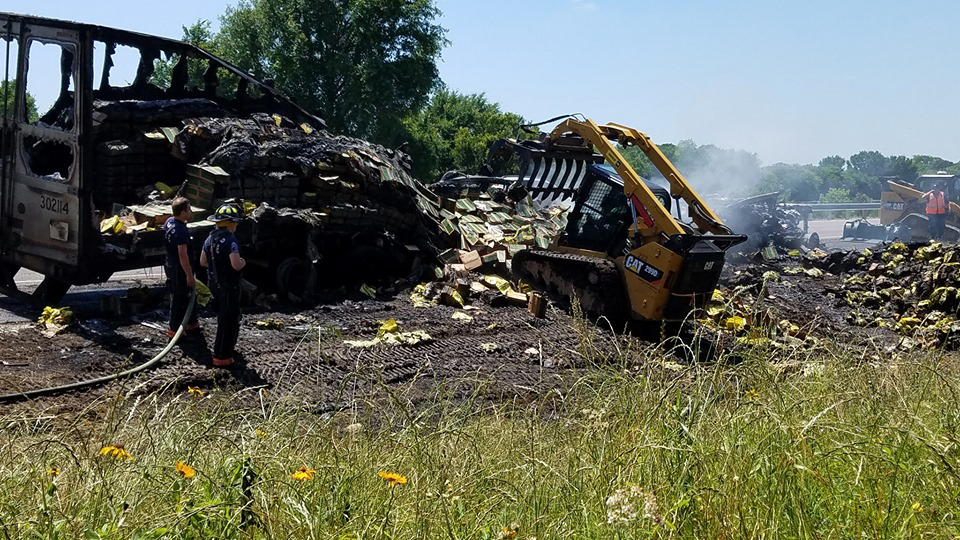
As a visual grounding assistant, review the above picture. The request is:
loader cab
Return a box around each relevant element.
[564,164,671,255]
[914,173,958,201]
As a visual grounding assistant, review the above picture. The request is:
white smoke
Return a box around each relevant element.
[660,142,764,200]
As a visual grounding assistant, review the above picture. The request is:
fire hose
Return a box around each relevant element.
[0,292,196,403]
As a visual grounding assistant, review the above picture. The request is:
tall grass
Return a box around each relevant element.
[2,337,960,538]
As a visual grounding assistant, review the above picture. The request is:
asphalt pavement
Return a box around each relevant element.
[0,266,166,324]
[806,218,882,251]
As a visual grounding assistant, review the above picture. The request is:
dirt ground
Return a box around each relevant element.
[0,252,913,416]
[724,264,894,347]
[0,291,628,415]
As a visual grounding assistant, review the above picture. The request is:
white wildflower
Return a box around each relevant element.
[606,486,663,526]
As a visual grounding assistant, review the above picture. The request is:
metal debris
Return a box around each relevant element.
[722,192,820,257]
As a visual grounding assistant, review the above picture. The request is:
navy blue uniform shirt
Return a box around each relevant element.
[203,228,241,290]
[163,217,192,274]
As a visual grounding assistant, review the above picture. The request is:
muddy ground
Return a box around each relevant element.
[0,291,628,416]
[0,253,914,416]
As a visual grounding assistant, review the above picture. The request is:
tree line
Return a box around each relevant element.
[163,0,957,202]
[621,143,960,202]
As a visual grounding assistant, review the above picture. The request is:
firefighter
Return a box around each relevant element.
[163,197,199,339]
[922,181,948,240]
[200,204,246,368]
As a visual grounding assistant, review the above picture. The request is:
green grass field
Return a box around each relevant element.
[3,334,960,539]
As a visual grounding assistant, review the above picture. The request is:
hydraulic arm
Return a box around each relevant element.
[544,117,733,240]
[509,116,744,322]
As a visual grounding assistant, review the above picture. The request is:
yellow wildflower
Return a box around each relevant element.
[99,445,134,461]
[47,467,60,476]
[176,461,196,479]
[292,467,317,481]
[498,523,520,539]
[744,388,760,401]
[378,471,408,487]
[912,501,923,512]
[187,386,205,397]
[254,429,268,438]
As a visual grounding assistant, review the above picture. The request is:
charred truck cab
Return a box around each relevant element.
[0,13,324,303]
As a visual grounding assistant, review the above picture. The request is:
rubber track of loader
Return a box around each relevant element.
[513,249,628,323]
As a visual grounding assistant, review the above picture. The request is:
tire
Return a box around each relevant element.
[275,257,317,301]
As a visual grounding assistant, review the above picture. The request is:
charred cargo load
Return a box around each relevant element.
[0,13,441,304]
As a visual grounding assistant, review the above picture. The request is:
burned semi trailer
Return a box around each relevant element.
[0,13,440,304]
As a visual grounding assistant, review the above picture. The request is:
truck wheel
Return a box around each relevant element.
[275,257,317,301]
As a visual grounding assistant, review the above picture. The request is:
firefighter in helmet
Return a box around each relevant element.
[200,204,246,367]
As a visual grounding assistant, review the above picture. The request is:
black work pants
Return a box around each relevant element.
[213,283,241,360]
[166,264,198,332]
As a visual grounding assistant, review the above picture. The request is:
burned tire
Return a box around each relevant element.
[275,257,317,301]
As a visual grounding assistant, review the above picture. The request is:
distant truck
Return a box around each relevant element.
[0,13,429,305]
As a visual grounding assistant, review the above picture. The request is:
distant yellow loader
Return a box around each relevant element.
[879,173,960,242]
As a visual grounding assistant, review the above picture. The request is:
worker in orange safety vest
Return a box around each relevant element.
[922,181,948,240]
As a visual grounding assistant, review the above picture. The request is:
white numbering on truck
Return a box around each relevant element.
[625,254,664,283]
[40,194,69,215]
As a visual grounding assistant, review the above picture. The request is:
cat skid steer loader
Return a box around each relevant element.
[504,117,746,322]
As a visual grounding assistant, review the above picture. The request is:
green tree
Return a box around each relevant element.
[401,88,525,181]
[848,150,889,177]
[840,167,878,199]
[150,20,220,90]
[887,155,918,183]
[819,187,853,203]
[618,145,652,178]
[216,0,447,142]
[912,155,955,175]
[756,163,822,201]
[818,155,846,169]
[1,79,38,122]
[657,142,681,164]
[815,159,845,193]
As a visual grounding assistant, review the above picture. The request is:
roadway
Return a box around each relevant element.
[13,267,166,289]
[0,266,166,324]
[807,218,881,251]
[808,218,847,241]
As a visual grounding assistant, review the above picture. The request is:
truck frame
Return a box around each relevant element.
[0,13,330,304]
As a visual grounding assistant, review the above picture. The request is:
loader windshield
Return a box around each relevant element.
[565,173,629,251]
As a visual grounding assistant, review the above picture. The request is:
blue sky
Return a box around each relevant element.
[4,0,958,165]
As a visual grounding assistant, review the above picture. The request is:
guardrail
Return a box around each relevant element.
[788,202,881,211]
[783,201,881,233]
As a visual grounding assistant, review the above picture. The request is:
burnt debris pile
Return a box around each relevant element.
[92,100,445,293]
[707,240,960,352]
[836,241,960,349]
[91,99,229,209]
[173,113,437,240]
[722,192,819,258]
